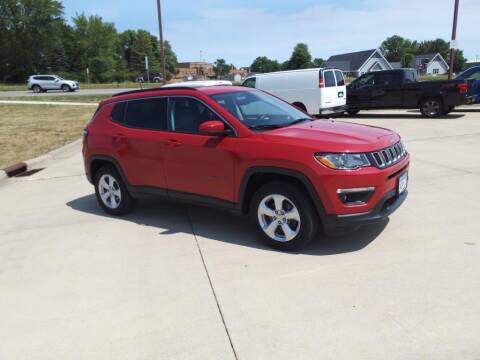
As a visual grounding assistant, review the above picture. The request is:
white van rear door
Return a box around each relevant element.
[320,70,346,109]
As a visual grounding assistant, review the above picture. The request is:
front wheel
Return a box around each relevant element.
[250,181,318,251]
[61,84,71,92]
[94,165,136,215]
[420,98,444,117]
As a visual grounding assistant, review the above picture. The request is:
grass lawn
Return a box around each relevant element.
[0,104,95,168]
[0,94,109,103]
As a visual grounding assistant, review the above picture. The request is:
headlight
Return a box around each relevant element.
[315,153,371,170]
[400,140,407,153]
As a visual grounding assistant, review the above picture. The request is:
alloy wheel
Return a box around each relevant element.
[422,100,440,116]
[257,194,301,242]
[98,174,122,209]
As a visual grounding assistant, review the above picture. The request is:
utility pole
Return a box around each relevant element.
[448,0,460,80]
[156,0,167,85]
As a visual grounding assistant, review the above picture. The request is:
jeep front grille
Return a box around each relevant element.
[370,142,407,169]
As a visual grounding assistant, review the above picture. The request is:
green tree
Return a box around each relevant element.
[285,43,312,70]
[163,40,179,80]
[213,59,231,77]
[312,58,325,67]
[69,14,119,82]
[120,30,161,77]
[250,56,281,73]
[0,0,64,82]
[380,35,416,67]
[417,38,466,72]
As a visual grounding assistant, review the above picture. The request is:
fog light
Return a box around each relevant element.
[337,187,375,205]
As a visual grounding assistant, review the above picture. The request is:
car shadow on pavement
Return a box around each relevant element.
[67,194,388,256]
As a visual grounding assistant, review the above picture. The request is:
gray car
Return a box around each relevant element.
[27,75,79,93]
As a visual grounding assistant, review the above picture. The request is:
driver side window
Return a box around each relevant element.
[168,97,223,134]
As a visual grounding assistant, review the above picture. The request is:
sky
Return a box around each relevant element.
[62,0,479,67]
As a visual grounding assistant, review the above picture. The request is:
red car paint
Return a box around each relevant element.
[83,86,409,229]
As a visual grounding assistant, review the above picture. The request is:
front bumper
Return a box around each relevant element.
[323,188,407,232]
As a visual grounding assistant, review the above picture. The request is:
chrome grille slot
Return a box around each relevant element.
[371,142,407,169]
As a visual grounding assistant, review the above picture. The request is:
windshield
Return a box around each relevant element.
[210,90,312,130]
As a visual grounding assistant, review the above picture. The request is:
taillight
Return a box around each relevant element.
[319,73,325,88]
[458,82,468,94]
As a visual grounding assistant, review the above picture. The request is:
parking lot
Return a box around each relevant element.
[1,108,479,359]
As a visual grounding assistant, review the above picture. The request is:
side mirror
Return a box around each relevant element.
[199,120,229,136]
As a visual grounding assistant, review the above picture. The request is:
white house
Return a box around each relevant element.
[325,49,393,77]
[410,53,449,76]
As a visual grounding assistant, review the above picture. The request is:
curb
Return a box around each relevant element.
[0,138,82,181]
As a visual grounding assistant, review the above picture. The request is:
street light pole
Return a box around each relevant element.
[448,0,460,80]
[156,0,167,85]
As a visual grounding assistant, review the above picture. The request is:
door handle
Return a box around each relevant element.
[165,139,182,147]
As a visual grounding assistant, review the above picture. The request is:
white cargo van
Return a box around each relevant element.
[242,68,347,116]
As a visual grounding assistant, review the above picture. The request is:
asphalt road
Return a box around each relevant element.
[0,88,142,97]
[1,108,479,359]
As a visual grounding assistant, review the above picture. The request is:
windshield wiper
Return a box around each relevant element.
[287,118,312,126]
[249,124,284,130]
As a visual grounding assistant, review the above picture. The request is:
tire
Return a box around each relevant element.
[250,181,318,251]
[445,106,454,114]
[420,98,444,117]
[347,110,360,115]
[61,84,71,92]
[94,165,136,216]
[32,85,42,93]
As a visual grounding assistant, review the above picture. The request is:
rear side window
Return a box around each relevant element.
[242,77,256,88]
[125,97,168,130]
[323,71,336,87]
[110,102,126,123]
[334,70,345,86]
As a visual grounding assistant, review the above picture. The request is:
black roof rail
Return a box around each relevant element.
[112,86,198,97]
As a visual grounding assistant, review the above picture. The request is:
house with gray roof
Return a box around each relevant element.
[410,53,449,75]
[325,48,393,77]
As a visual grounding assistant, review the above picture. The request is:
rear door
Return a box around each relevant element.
[110,97,168,188]
[320,70,346,110]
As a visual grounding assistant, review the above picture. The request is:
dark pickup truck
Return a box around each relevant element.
[347,69,467,117]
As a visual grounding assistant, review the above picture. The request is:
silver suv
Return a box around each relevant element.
[27,75,79,93]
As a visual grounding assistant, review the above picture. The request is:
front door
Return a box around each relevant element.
[161,97,236,202]
[348,73,376,109]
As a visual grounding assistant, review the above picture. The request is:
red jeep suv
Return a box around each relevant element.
[83,84,409,250]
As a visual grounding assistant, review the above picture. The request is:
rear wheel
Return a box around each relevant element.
[250,181,318,251]
[420,98,444,117]
[347,110,360,115]
[94,165,135,215]
[32,85,42,93]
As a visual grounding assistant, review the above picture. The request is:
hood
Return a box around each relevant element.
[264,119,400,152]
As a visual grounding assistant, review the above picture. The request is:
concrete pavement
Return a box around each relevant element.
[1,109,479,359]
